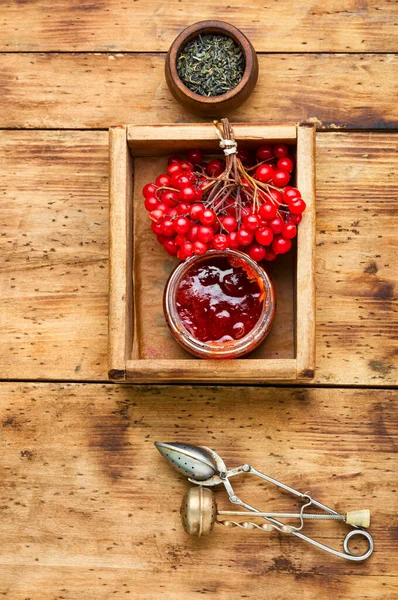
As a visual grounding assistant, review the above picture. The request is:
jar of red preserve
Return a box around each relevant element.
[163,249,276,359]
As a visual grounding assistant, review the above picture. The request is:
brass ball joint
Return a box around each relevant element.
[155,442,374,561]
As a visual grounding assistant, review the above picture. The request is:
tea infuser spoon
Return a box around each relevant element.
[155,442,374,561]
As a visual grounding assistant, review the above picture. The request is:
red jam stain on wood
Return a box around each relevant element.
[176,256,264,343]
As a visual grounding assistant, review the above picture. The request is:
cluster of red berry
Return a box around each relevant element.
[142,143,306,262]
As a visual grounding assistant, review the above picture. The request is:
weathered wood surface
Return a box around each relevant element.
[108,126,133,377]
[0,383,396,599]
[1,0,397,53]
[1,2,397,598]
[0,53,396,129]
[315,132,398,385]
[1,130,397,385]
[0,131,109,381]
[296,124,316,378]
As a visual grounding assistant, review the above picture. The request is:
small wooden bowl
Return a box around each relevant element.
[165,20,258,116]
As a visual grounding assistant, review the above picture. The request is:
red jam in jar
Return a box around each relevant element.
[176,256,263,343]
[163,249,276,359]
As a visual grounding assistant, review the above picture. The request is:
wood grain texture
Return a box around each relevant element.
[125,359,299,383]
[108,126,131,378]
[0,53,396,129]
[0,130,109,381]
[127,123,298,150]
[315,132,398,385]
[0,383,396,599]
[1,3,397,599]
[296,124,316,378]
[0,131,397,385]
[0,0,397,52]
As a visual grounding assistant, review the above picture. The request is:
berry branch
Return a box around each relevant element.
[142,118,306,262]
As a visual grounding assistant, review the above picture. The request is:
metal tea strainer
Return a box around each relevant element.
[155,442,374,561]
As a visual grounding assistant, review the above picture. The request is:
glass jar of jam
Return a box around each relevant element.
[163,249,276,359]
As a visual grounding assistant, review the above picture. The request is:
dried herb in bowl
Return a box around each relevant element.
[176,34,245,97]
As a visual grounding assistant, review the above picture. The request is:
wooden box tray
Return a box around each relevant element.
[108,123,315,383]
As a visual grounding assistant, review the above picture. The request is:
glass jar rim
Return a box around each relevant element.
[163,249,276,359]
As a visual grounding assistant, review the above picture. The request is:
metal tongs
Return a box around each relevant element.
[155,442,374,561]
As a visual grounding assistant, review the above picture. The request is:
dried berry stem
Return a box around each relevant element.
[194,118,287,227]
[158,118,289,228]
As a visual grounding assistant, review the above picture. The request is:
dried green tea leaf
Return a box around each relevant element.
[177,34,245,97]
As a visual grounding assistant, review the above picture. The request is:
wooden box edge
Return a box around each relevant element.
[108,122,316,383]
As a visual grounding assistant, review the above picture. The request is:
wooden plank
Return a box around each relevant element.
[0,382,396,599]
[0,53,396,129]
[0,131,397,385]
[0,0,396,53]
[125,359,298,383]
[315,132,398,385]
[108,127,131,379]
[0,130,109,381]
[127,123,297,157]
[296,124,316,378]
[127,123,298,155]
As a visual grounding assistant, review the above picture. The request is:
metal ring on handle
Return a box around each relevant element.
[343,530,374,561]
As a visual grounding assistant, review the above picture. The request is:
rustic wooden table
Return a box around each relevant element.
[0,3,397,599]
